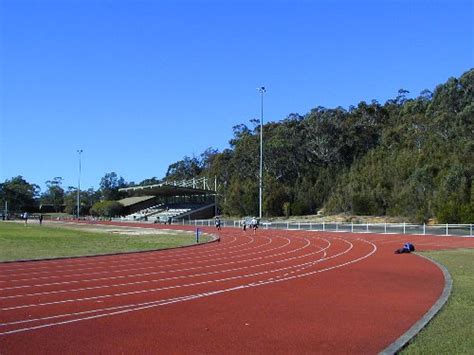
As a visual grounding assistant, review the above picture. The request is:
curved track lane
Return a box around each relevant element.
[1,224,474,354]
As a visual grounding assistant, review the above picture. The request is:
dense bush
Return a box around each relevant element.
[90,201,124,217]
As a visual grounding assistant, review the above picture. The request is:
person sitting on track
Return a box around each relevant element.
[394,242,415,254]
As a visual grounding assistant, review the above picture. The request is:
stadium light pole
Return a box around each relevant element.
[258,86,266,219]
[77,149,83,219]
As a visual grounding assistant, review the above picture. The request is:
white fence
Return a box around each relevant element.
[177,219,473,237]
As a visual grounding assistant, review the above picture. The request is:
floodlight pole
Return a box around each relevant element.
[258,86,266,219]
[77,149,83,219]
[214,175,217,217]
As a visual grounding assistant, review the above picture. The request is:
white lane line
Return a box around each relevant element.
[0,291,225,328]
[0,234,237,274]
[0,239,325,325]
[0,233,252,277]
[1,235,287,286]
[0,234,256,278]
[2,235,274,284]
[0,237,299,291]
[0,287,248,336]
[0,238,376,336]
[0,237,322,299]
[0,230,242,273]
[251,238,377,286]
[0,237,296,291]
[0,238,346,311]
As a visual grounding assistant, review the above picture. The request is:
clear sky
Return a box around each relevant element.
[1,0,473,192]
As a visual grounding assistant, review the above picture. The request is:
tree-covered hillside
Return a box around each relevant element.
[2,70,472,223]
[167,69,473,223]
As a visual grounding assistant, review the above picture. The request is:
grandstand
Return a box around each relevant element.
[118,177,217,222]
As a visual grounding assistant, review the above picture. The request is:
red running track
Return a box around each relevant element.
[1,223,474,354]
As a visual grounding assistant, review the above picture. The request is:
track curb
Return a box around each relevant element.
[379,253,453,354]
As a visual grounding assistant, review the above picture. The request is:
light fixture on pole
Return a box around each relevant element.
[257,86,266,219]
[77,149,83,219]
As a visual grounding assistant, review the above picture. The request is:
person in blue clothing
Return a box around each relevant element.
[395,242,415,254]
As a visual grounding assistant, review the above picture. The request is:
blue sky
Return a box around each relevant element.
[1,0,473,192]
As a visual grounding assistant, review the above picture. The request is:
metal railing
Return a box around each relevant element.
[119,176,216,193]
[174,219,474,237]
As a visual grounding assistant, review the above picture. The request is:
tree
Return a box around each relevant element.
[139,177,161,186]
[99,172,127,201]
[200,147,219,171]
[163,69,473,221]
[264,178,289,216]
[90,201,124,217]
[0,176,39,213]
[165,156,202,181]
[63,187,101,215]
[40,177,65,212]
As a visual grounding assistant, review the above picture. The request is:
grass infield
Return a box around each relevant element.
[0,221,211,262]
[402,249,474,354]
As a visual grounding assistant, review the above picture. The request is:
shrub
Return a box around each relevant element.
[90,201,124,217]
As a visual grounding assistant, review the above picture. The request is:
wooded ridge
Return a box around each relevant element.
[2,69,472,223]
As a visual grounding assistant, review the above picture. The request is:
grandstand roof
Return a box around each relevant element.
[119,182,215,197]
[118,196,156,207]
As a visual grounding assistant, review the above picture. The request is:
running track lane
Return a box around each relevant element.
[1,224,474,354]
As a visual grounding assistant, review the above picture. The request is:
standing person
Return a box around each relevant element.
[215,216,221,230]
[251,217,258,234]
[23,212,28,225]
[39,214,43,225]
[242,218,247,232]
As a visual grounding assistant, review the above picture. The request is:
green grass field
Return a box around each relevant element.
[0,221,211,262]
[402,249,474,354]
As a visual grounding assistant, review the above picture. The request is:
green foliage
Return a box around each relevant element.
[189,69,473,221]
[40,177,65,212]
[0,176,39,213]
[3,69,472,222]
[223,177,258,216]
[90,200,124,217]
[264,178,289,216]
[99,172,127,200]
[63,187,101,215]
[165,156,202,181]
[139,177,161,186]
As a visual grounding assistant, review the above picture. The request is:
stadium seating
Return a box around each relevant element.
[122,204,193,223]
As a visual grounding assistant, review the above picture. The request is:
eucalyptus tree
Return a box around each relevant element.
[0,176,39,213]
[64,187,101,215]
[41,177,65,212]
[99,172,127,201]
